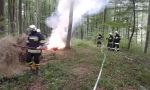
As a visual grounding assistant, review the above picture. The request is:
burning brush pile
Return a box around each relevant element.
[0,35,27,77]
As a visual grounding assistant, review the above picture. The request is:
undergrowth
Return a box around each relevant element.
[0,39,150,90]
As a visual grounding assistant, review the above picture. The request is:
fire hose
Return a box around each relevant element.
[12,44,58,51]
[93,44,107,90]
[13,44,46,50]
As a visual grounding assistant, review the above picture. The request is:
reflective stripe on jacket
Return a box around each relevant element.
[27,49,41,53]
[115,43,119,45]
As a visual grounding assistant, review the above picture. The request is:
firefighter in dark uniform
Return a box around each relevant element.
[106,33,114,50]
[97,33,103,47]
[26,25,45,74]
[113,31,121,51]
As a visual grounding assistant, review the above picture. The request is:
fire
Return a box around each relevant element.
[46,37,66,50]
[46,28,66,50]
[45,0,108,51]
[46,22,67,50]
[47,42,65,50]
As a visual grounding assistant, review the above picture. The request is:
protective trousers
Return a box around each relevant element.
[113,43,120,51]
[26,52,41,70]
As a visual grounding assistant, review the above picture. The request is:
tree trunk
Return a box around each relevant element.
[87,16,89,37]
[0,0,4,32]
[65,1,74,49]
[141,5,144,46]
[112,2,116,32]
[18,0,22,34]
[144,0,150,53]
[35,0,39,27]
[81,27,84,40]
[128,0,136,49]
[136,10,138,43]
[8,0,17,34]
[102,8,107,35]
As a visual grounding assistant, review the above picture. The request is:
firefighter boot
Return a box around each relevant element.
[30,63,36,70]
[30,63,37,74]
[34,64,40,75]
[27,62,36,74]
[27,61,35,70]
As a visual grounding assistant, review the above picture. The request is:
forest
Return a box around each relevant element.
[0,0,150,90]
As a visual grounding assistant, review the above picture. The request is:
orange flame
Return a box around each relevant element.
[47,42,65,50]
[46,32,66,50]
[46,24,67,50]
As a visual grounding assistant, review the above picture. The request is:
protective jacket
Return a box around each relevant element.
[108,35,114,43]
[26,31,45,53]
[114,34,121,43]
[97,35,103,43]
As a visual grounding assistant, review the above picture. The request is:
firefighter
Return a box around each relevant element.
[26,25,45,74]
[106,33,114,50]
[113,31,121,51]
[97,33,103,47]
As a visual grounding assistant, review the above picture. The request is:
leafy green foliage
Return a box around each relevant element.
[102,20,129,28]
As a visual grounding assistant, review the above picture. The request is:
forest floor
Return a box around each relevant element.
[0,39,150,90]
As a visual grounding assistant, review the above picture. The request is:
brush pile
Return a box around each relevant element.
[0,34,27,77]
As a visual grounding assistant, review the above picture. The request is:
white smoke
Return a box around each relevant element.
[45,0,108,49]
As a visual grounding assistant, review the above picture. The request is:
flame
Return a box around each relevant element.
[46,27,66,50]
[46,37,66,50]
[47,42,65,50]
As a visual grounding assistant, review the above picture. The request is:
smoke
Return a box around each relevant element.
[45,0,108,49]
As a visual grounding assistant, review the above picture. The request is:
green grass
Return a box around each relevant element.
[41,63,70,90]
[0,72,36,90]
[0,39,150,90]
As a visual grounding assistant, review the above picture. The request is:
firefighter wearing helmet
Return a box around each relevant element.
[106,33,114,50]
[97,33,103,48]
[113,31,121,51]
[26,25,45,75]
[26,25,36,35]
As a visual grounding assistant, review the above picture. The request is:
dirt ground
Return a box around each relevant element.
[27,77,47,90]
